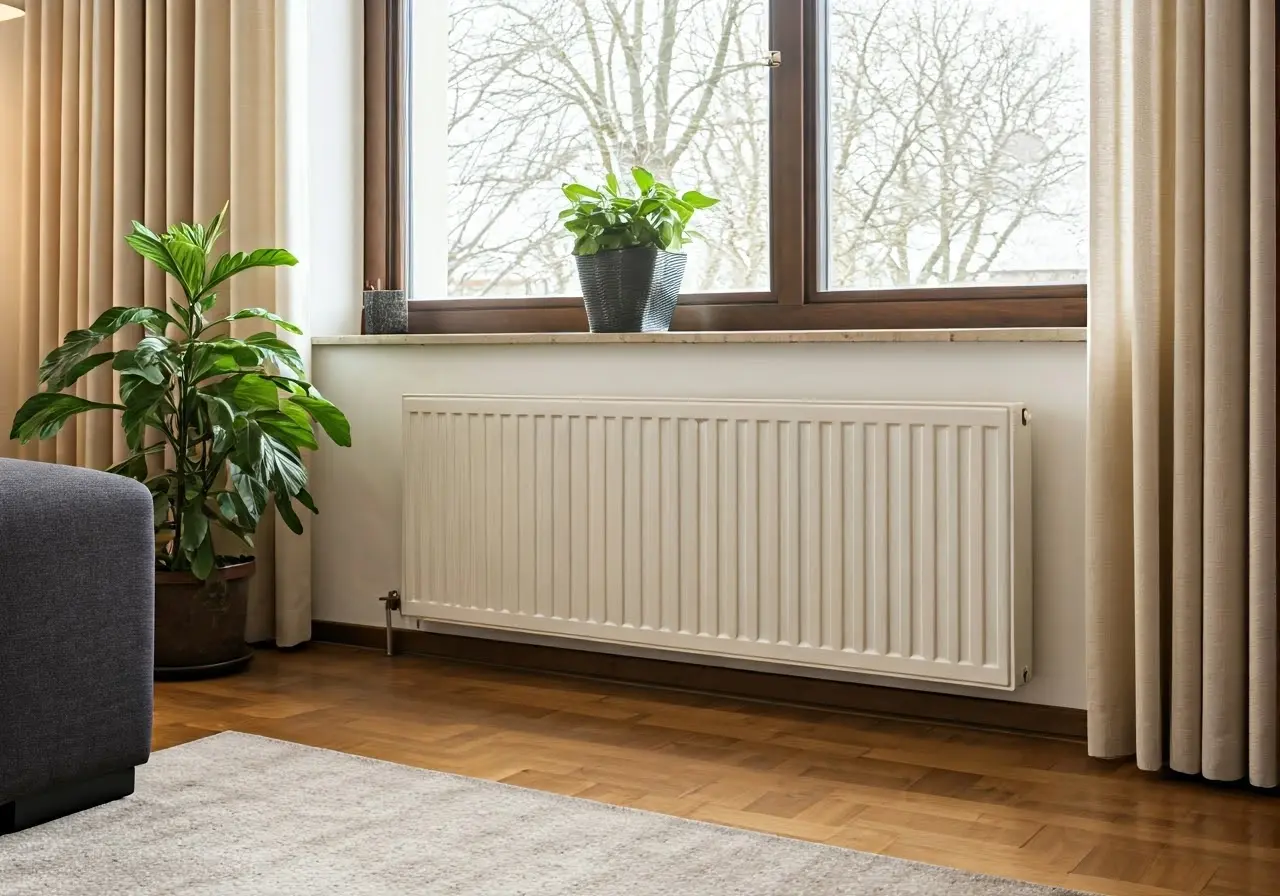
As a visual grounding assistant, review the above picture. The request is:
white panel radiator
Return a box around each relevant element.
[402,396,1032,690]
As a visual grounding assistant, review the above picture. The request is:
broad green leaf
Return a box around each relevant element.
[558,208,576,220]
[202,393,238,454]
[235,419,266,470]
[275,491,304,535]
[256,409,319,452]
[245,332,305,375]
[226,374,280,412]
[50,351,116,392]
[658,221,675,248]
[267,375,314,397]
[633,167,655,191]
[124,222,180,279]
[105,443,165,481]
[190,530,216,580]
[605,172,620,196]
[228,461,268,516]
[261,433,308,494]
[113,350,165,385]
[218,307,304,335]
[166,236,208,299]
[38,330,105,391]
[193,343,262,381]
[294,486,318,515]
[562,183,602,202]
[681,190,719,209]
[180,500,209,556]
[10,393,123,443]
[119,371,166,406]
[574,235,599,256]
[203,248,299,297]
[121,380,166,451]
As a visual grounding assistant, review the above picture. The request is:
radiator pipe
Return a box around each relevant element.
[378,590,402,656]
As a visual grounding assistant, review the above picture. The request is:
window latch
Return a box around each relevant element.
[762,50,782,68]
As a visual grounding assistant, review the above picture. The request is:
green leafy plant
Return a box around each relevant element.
[9,203,352,580]
[560,167,719,256]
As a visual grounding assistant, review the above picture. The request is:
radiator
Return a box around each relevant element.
[402,395,1032,690]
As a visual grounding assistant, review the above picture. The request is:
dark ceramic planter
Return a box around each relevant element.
[153,560,255,680]
[575,247,687,333]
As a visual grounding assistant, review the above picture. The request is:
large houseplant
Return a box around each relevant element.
[560,167,718,333]
[10,203,351,677]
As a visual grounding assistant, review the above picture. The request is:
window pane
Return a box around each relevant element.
[411,1,770,299]
[824,0,1088,290]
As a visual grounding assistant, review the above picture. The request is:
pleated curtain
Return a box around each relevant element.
[13,0,313,646]
[1086,0,1277,786]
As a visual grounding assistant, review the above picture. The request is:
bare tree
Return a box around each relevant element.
[442,0,1087,297]
[826,0,1087,288]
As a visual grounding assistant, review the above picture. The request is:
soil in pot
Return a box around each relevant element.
[576,247,687,333]
[154,557,255,680]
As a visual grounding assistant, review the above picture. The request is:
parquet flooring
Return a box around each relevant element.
[153,645,1279,896]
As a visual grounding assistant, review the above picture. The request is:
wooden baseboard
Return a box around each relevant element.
[310,620,1086,740]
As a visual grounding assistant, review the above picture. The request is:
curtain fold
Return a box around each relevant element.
[13,0,312,647]
[1087,0,1277,787]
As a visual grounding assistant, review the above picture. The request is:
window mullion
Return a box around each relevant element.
[770,0,807,305]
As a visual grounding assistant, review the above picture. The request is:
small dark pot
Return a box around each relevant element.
[153,560,255,680]
[575,247,687,333]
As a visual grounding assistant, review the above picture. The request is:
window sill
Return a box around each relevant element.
[313,327,1086,347]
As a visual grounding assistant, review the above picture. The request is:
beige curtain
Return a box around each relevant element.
[1087,0,1277,787]
[13,0,312,646]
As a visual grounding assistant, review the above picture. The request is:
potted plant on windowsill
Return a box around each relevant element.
[561,167,718,333]
[10,203,351,678]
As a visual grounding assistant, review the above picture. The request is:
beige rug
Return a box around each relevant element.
[0,732,1083,895]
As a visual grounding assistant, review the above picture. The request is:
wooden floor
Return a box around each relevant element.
[154,645,1278,896]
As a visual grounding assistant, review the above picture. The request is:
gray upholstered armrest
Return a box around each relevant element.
[0,458,155,801]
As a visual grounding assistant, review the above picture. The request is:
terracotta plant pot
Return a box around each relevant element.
[153,560,255,679]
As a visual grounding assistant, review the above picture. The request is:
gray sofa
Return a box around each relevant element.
[0,457,155,833]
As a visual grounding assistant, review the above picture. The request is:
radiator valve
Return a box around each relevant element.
[378,590,402,657]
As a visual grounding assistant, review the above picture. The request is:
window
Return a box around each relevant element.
[372,0,1089,332]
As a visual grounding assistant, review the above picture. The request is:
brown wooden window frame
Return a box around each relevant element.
[364,0,1087,334]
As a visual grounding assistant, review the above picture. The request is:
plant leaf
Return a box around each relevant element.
[605,172,620,196]
[218,307,304,335]
[50,352,117,392]
[190,530,216,580]
[203,248,298,299]
[633,167,655,191]
[681,190,719,209]
[562,183,602,202]
[260,433,308,495]
[124,222,180,279]
[288,395,351,447]
[10,393,124,443]
[180,500,210,556]
[226,374,280,412]
[228,461,268,516]
[204,201,229,254]
[167,236,207,299]
[294,486,318,515]
[245,332,305,375]
[274,491,304,535]
[104,442,165,480]
[256,409,319,452]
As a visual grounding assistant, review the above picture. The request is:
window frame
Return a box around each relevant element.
[365,0,1087,334]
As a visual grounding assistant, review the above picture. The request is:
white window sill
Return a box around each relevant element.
[312,328,1086,346]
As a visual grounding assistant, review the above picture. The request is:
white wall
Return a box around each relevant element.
[310,341,1088,709]
[0,13,24,458]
